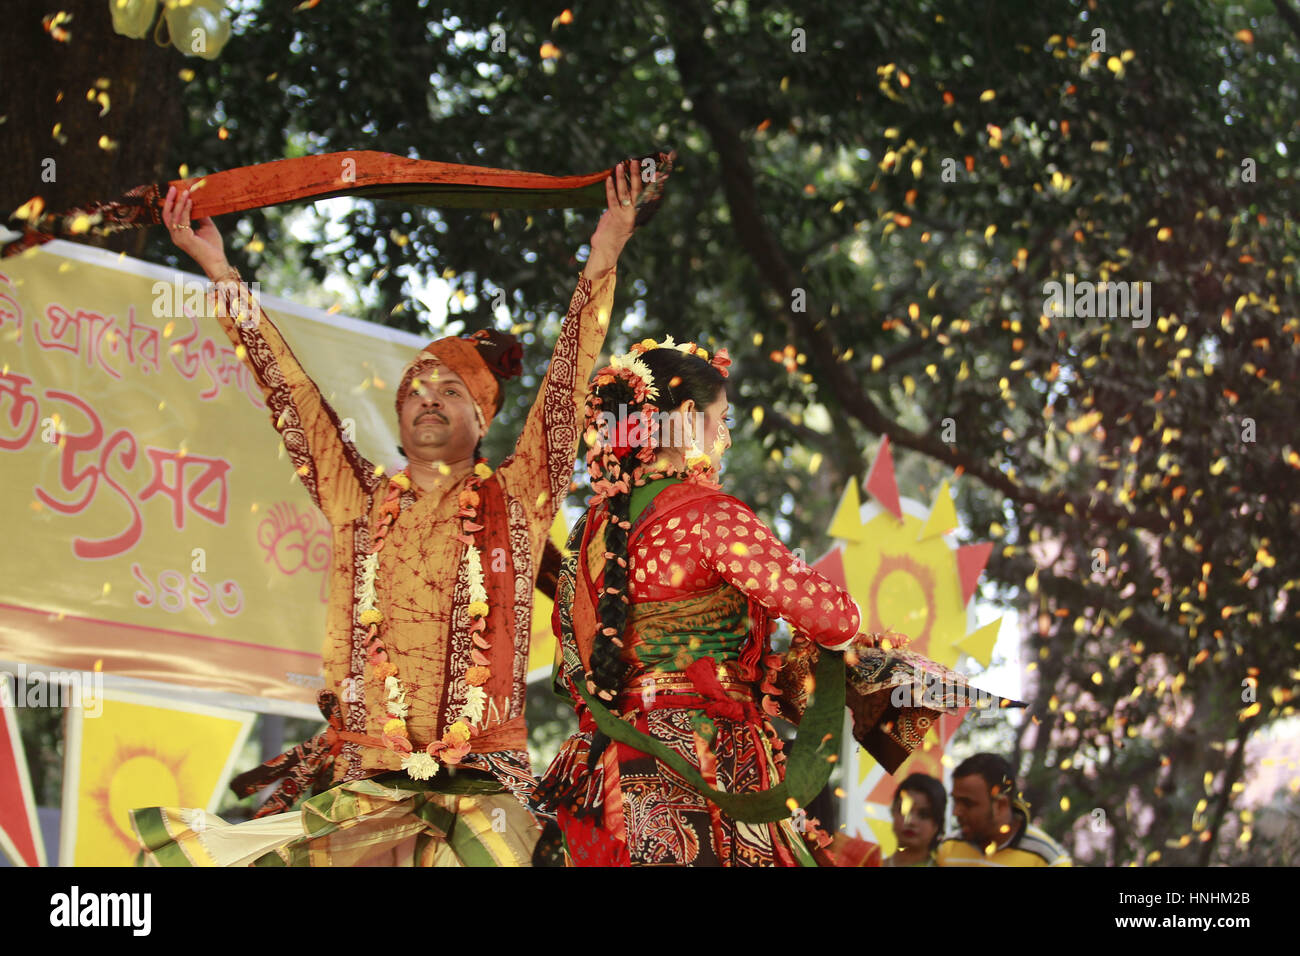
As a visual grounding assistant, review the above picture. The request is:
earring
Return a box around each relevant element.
[685,424,709,471]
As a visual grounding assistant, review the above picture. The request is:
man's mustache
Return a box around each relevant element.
[416,410,448,425]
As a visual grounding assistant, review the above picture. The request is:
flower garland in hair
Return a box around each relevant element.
[583,337,732,502]
[355,459,497,782]
[580,340,732,701]
[585,347,661,500]
[627,335,731,379]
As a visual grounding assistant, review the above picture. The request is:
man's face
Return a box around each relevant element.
[951,774,1002,847]
[397,362,484,464]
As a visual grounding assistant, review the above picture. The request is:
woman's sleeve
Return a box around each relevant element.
[697,496,860,649]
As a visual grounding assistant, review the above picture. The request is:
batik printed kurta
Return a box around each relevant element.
[536,477,861,866]
[209,268,615,798]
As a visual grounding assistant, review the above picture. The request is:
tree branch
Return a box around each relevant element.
[1272,0,1300,45]
[1196,717,1254,865]
[666,7,1168,533]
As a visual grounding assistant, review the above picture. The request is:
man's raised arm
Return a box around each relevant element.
[163,185,375,525]
[497,158,653,539]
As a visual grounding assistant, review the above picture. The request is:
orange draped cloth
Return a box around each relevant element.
[4,149,666,255]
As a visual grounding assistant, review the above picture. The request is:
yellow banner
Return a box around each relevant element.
[527,509,571,681]
[59,687,254,865]
[0,241,428,705]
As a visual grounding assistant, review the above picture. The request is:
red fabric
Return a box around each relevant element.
[0,703,42,866]
[471,475,528,717]
[612,690,760,724]
[682,659,757,723]
[828,833,884,866]
[628,484,861,648]
[5,151,616,255]
[558,805,630,866]
[6,148,676,258]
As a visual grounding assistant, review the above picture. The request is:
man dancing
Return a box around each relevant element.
[130,156,664,866]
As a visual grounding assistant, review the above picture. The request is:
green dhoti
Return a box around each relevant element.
[130,772,540,867]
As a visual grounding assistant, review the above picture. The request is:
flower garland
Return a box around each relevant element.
[626,335,731,378]
[356,460,496,782]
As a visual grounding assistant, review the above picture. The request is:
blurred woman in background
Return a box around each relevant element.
[884,772,946,866]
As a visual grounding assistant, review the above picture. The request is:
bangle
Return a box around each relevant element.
[210,264,240,284]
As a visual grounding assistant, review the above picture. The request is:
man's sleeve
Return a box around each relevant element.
[210,272,376,524]
[497,270,616,541]
[1048,844,1074,866]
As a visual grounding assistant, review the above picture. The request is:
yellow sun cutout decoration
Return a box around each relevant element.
[818,435,1000,668]
[91,744,186,856]
[810,436,1003,854]
[61,690,254,865]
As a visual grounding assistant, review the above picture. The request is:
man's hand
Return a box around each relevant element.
[161,185,229,279]
[583,159,643,279]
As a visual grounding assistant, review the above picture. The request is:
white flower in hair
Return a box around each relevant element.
[609,351,659,400]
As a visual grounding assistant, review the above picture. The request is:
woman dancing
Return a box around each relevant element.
[533,340,976,866]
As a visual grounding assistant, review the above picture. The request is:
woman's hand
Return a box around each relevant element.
[583,158,643,279]
[161,185,228,278]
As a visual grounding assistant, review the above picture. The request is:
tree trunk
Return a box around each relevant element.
[0,0,185,258]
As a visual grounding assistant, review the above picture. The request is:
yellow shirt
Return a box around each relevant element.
[936,819,1072,867]
[213,269,615,789]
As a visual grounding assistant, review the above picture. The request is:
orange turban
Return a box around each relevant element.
[395,329,523,426]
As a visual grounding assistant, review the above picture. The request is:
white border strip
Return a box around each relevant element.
[0,662,319,721]
[0,678,47,865]
[58,699,82,867]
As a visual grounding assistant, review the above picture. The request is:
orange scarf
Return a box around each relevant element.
[4,148,669,255]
